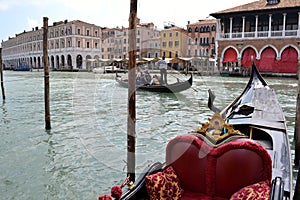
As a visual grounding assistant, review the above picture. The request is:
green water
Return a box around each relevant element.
[0,71,298,199]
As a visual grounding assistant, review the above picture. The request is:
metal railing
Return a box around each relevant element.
[220,30,298,40]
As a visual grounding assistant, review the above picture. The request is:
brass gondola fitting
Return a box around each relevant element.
[192,113,246,147]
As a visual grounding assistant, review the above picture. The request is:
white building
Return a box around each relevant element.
[1,20,102,71]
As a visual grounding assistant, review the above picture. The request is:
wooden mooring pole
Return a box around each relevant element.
[43,17,51,130]
[127,0,137,183]
[0,48,5,100]
[294,72,300,199]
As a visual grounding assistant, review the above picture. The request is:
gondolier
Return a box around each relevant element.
[157,56,167,85]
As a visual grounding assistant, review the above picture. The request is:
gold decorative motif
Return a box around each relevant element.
[195,113,244,143]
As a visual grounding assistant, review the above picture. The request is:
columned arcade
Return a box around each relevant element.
[211,0,300,75]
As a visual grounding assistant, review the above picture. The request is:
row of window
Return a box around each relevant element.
[162,32,180,38]
[162,41,180,48]
[187,48,215,57]
[50,28,100,38]
[188,37,215,45]
[188,25,216,33]
[102,46,141,53]
[10,37,214,53]
[102,30,160,37]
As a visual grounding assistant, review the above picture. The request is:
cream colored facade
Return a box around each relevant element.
[101,22,160,60]
[1,20,102,70]
[160,25,187,58]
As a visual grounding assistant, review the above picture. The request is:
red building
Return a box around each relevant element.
[210,0,300,76]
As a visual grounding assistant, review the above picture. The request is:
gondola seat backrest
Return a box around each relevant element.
[165,135,272,199]
[166,134,212,194]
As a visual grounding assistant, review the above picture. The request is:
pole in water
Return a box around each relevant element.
[127,0,137,183]
[294,73,300,165]
[294,73,300,198]
[0,48,5,100]
[43,17,51,130]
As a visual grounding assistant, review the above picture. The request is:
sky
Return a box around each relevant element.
[0,0,255,44]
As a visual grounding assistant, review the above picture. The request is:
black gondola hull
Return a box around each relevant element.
[116,74,193,93]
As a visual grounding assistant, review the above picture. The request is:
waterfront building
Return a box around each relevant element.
[160,23,187,58]
[210,0,300,76]
[186,19,217,74]
[101,21,160,60]
[186,19,216,58]
[1,20,102,71]
[138,22,161,59]
[101,27,125,60]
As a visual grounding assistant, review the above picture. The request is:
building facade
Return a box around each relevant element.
[138,23,161,58]
[210,0,300,75]
[101,21,160,60]
[2,20,102,71]
[186,19,217,58]
[160,25,187,58]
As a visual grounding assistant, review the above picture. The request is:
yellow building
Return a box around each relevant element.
[160,25,187,58]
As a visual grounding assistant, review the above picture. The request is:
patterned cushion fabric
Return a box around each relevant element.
[229,180,270,200]
[145,166,184,200]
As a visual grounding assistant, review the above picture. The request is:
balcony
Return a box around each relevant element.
[219,29,299,40]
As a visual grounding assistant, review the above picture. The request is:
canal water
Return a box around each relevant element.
[0,71,298,199]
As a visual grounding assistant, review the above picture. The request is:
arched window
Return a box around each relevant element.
[200,26,204,33]
[207,26,210,32]
[212,25,216,31]
[195,27,199,32]
[195,38,198,45]
[188,27,192,33]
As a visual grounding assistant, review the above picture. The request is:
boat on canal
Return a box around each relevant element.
[115,74,193,93]
[13,62,30,71]
[100,67,292,199]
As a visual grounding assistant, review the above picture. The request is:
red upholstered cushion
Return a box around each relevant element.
[164,135,272,199]
[209,140,272,198]
[166,134,211,193]
[229,180,271,200]
[145,166,184,200]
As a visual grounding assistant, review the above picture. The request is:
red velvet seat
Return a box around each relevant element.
[165,134,272,199]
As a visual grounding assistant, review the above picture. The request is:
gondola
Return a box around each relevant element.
[100,63,292,200]
[115,74,193,93]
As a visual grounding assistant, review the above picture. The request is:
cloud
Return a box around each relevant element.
[0,0,18,11]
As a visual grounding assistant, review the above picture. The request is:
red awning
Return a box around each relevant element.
[277,47,298,73]
[259,48,276,72]
[242,48,257,68]
[223,48,238,63]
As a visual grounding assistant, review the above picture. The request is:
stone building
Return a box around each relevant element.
[186,19,217,74]
[101,21,160,60]
[1,20,102,71]
[160,24,187,58]
[210,0,300,76]
[186,19,217,58]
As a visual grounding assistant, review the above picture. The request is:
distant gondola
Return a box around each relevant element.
[100,63,292,200]
[115,74,193,93]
